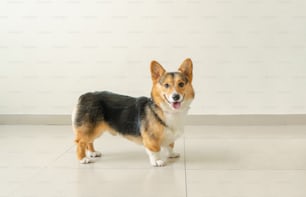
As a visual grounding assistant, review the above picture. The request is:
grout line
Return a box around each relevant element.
[50,144,75,165]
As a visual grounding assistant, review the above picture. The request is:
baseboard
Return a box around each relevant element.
[0,114,70,125]
[0,114,305,125]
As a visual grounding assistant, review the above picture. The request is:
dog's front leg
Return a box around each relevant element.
[166,142,180,158]
[145,148,166,167]
[142,129,166,167]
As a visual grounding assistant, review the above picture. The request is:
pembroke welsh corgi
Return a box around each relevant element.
[72,58,194,167]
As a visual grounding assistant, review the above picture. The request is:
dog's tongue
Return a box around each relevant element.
[172,102,181,109]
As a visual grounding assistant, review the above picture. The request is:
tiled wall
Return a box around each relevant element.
[0,0,306,115]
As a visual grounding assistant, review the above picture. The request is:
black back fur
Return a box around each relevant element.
[74,91,151,136]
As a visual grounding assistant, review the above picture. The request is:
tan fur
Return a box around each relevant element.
[150,59,195,108]
[169,143,175,149]
[87,143,95,152]
[141,106,165,152]
[179,58,193,83]
[74,122,113,160]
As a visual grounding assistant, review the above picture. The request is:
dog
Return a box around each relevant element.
[72,58,194,167]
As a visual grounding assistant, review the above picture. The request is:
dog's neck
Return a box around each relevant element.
[150,98,189,130]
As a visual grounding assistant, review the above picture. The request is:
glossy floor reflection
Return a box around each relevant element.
[1,125,306,197]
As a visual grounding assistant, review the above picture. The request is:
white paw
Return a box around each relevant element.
[79,157,94,164]
[168,152,180,158]
[86,150,102,158]
[151,160,166,167]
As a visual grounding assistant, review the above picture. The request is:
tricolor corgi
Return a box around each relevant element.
[72,58,195,167]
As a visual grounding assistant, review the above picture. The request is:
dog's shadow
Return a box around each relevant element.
[91,146,239,168]
[97,151,147,163]
[94,150,183,166]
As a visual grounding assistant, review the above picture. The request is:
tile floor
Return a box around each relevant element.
[1,124,306,197]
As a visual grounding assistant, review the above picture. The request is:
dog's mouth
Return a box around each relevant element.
[163,95,184,110]
[172,102,181,109]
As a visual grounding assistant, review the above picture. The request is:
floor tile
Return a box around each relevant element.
[0,167,39,197]
[11,168,186,197]
[186,170,306,197]
[0,125,72,168]
[1,124,306,197]
[185,138,306,170]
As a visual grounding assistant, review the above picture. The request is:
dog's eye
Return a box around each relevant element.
[178,82,185,88]
[164,83,170,88]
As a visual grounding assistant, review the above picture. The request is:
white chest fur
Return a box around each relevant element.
[161,110,187,146]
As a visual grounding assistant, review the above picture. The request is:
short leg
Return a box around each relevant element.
[166,143,180,158]
[142,128,166,167]
[86,143,102,158]
[73,122,105,164]
[76,141,94,164]
[145,148,166,167]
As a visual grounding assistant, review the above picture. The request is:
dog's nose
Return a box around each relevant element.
[172,94,180,101]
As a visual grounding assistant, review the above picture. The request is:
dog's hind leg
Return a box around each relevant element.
[83,122,109,160]
[86,143,102,158]
[77,141,94,164]
[74,126,95,164]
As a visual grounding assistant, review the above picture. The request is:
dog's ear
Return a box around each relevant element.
[179,58,193,83]
[151,60,166,83]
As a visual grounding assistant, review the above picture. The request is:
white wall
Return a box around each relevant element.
[0,1,306,115]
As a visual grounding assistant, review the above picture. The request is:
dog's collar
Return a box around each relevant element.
[148,99,168,128]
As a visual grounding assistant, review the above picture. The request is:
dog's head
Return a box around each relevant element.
[150,58,195,112]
